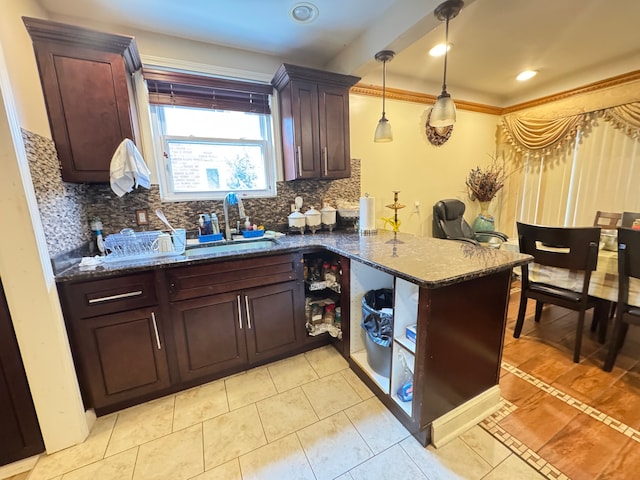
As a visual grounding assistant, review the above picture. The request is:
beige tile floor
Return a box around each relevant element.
[7,345,543,480]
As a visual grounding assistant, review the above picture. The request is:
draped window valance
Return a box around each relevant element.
[501,101,640,158]
[602,103,640,139]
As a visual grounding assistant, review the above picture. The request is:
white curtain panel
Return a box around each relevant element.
[503,119,640,232]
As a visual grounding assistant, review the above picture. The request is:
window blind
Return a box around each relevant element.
[143,68,272,114]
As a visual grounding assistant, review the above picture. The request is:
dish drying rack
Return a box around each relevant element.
[103,230,185,262]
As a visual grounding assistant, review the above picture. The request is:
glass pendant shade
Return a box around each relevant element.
[430,0,463,129]
[430,92,456,127]
[374,115,393,142]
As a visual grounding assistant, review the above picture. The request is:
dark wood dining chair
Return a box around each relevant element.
[621,211,640,228]
[514,222,601,362]
[603,227,640,371]
[593,211,622,228]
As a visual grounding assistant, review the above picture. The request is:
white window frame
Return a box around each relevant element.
[141,60,281,202]
[151,105,276,202]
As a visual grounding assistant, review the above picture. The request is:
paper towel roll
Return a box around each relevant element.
[359,196,377,234]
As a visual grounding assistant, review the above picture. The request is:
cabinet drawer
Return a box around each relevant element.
[168,254,301,301]
[60,272,157,319]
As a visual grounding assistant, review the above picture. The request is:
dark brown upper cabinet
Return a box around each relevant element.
[272,64,360,181]
[23,17,142,183]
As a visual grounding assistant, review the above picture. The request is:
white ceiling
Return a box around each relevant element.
[36,0,640,107]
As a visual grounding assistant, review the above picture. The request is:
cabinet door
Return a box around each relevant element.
[318,84,351,179]
[32,42,136,183]
[244,281,305,364]
[73,307,170,411]
[0,283,44,466]
[171,292,249,383]
[290,80,321,178]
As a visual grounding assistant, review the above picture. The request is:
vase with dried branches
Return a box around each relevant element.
[466,157,506,215]
[465,157,506,233]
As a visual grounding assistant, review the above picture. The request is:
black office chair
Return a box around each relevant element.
[432,199,508,246]
[603,227,640,371]
[513,222,601,362]
[621,211,640,228]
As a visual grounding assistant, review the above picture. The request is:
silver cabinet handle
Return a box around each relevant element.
[151,312,161,350]
[244,296,252,329]
[237,295,243,330]
[297,145,302,175]
[323,147,328,176]
[88,290,143,304]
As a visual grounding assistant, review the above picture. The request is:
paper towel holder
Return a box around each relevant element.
[359,193,378,236]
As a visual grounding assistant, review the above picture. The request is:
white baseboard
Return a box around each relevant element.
[431,385,502,448]
[85,408,97,432]
[0,455,40,479]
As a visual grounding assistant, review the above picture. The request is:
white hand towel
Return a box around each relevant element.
[109,138,151,197]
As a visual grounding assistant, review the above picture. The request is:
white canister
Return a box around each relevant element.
[321,203,337,225]
[305,206,321,227]
[288,209,306,229]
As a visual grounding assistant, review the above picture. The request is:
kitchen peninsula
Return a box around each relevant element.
[55,231,530,446]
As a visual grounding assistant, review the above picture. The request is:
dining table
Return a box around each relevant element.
[503,238,640,341]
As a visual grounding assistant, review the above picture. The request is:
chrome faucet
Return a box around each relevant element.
[222,192,246,241]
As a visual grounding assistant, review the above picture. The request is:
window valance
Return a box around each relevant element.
[501,101,640,158]
[501,113,597,157]
[602,103,640,139]
[143,68,272,114]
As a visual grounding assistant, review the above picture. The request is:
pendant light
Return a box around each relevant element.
[374,50,395,143]
[430,0,463,128]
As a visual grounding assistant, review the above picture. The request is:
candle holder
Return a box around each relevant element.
[383,191,405,244]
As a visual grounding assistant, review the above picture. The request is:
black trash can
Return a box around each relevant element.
[361,289,393,376]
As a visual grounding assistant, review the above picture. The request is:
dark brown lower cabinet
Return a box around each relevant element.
[58,254,318,414]
[171,292,248,382]
[72,307,171,412]
[347,263,512,447]
[0,282,44,466]
[171,280,304,383]
[244,281,305,363]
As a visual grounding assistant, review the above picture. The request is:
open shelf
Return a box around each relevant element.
[391,342,414,416]
[349,260,394,393]
[394,335,416,355]
[351,349,390,394]
[393,278,419,342]
[303,252,344,340]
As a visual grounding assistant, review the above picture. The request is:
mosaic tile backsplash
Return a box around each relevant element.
[23,129,361,258]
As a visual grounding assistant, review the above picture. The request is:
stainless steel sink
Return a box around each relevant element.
[183,239,278,257]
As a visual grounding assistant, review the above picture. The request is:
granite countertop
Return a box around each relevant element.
[54,230,532,287]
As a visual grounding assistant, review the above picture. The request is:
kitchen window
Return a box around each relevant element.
[145,68,276,201]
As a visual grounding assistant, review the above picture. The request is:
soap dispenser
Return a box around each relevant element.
[90,217,105,255]
[95,229,105,255]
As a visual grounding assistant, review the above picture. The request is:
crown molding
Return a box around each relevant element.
[500,70,640,114]
[23,16,141,73]
[352,70,640,116]
[351,84,501,115]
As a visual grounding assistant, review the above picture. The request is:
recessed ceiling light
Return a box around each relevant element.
[290,2,319,23]
[429,43,451,57]
[516,70,538,81]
